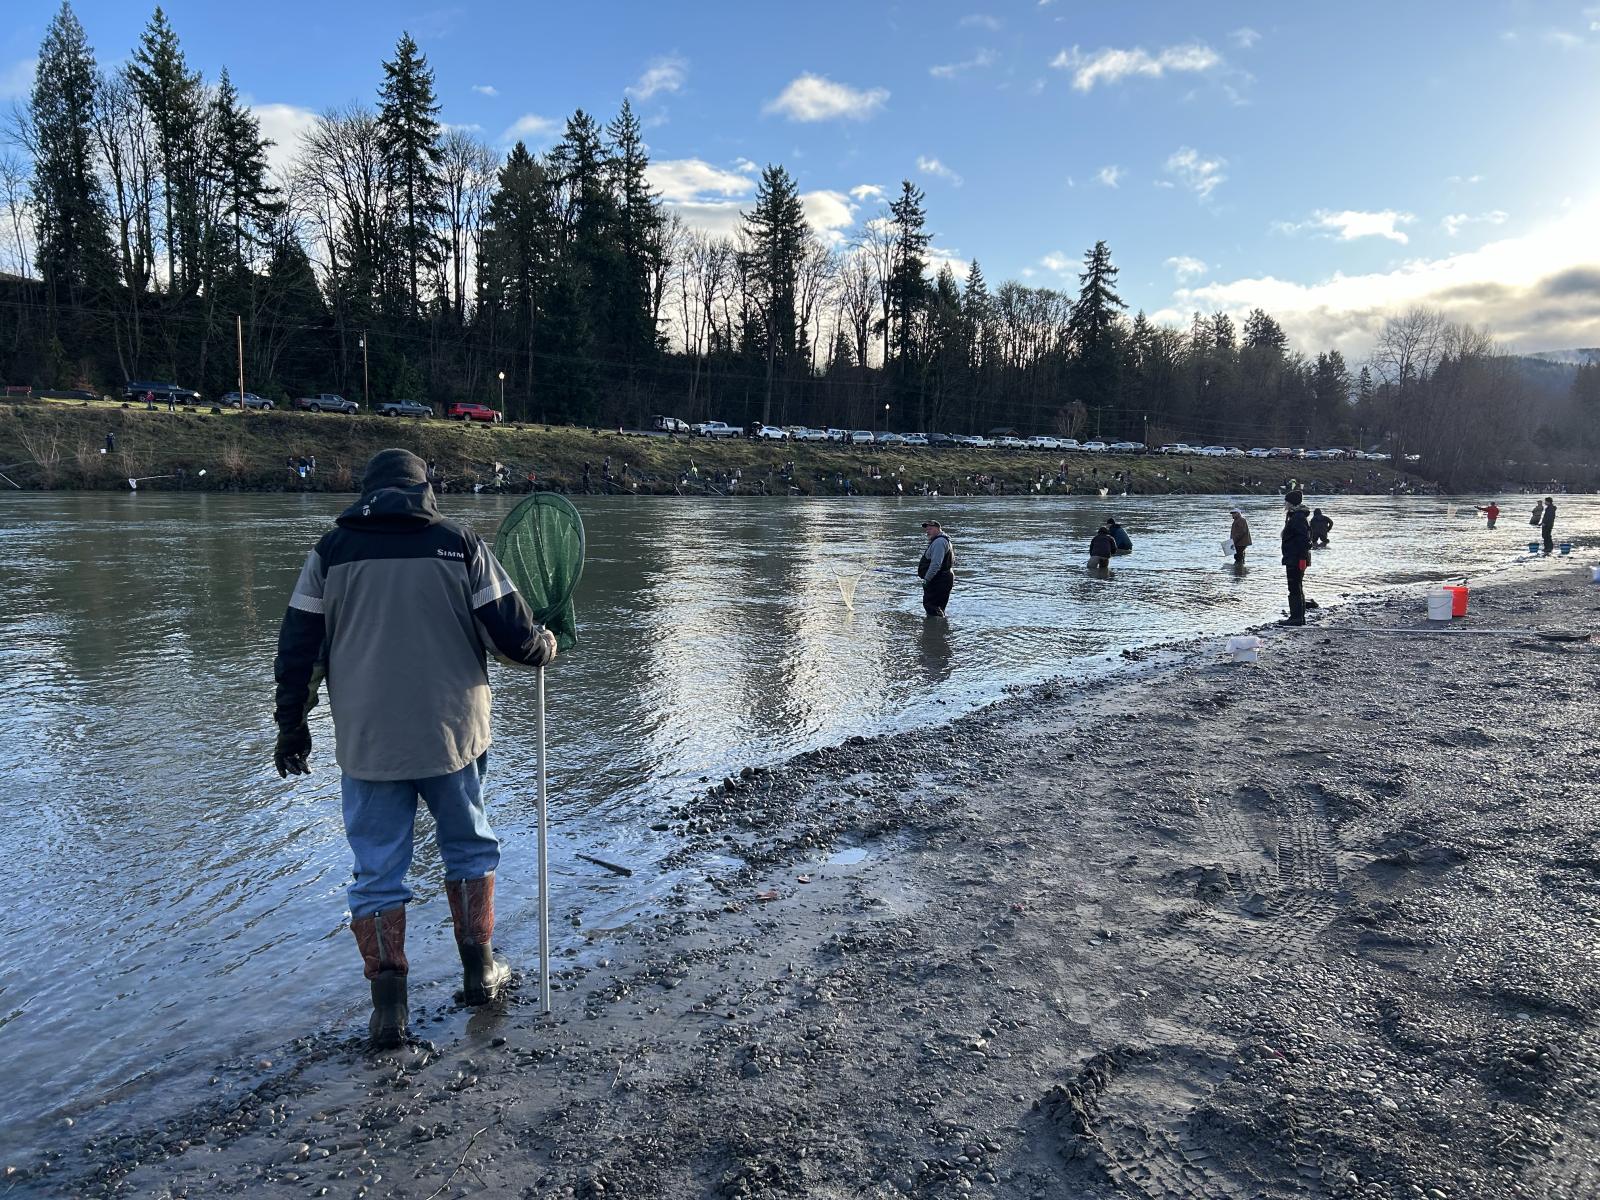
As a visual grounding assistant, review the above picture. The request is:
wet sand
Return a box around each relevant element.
[17,568,1600,1199]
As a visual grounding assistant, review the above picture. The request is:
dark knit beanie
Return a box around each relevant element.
[1286,490,1303,506]
[361,448,429,493]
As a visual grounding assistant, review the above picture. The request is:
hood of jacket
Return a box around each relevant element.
[338,448,442,531]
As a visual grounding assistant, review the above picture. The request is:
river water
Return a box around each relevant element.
[0,491,1591,1154]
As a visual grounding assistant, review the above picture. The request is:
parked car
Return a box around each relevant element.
[126,379,202,405]
[1109,441,1141,452]
[378,399,432,418]
[793,427,828,442]
[1223,447,1247,458]
[877,432,908,446]
[755,424,789,440]
[928,432,958,447]
[825,428,849,442]
[1057,438,1083,451]
[1025,435,1056,449]
[1247,447,1273,458]
[295,393,359,414]
[690,420,739,438]
[1196,445,1227,457]
[968,436,995,448]
[219,391,274,410]
[902,433,930,447]
[849,430,875,445]
[441,401,500,422]
[651,414,689,434]
[1081,440,1109,452]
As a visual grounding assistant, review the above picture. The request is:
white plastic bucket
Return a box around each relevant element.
[1221,539,1236,558]
[1426,589,1453,622]
[1226,635,1262,663]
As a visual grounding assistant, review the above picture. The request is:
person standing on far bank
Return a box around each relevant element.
[1280,490,1312,626]
[1541,496,1558,554]
[272,448,557,1048]
[917,520,955,617]
[1229,509,1252,566]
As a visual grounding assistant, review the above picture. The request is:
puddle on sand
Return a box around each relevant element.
[824,845,872,867]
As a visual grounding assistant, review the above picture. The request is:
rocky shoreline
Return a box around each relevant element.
[12,568,1600,1199]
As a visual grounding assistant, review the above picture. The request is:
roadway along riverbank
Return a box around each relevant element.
[0,400,1426,497]
[23,565,1599,1199]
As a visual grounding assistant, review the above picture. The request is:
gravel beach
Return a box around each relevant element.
[14,566,1600,1200]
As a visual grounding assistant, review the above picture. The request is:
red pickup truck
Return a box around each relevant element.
[446,402,502,423]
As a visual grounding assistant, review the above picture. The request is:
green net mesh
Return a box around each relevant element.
[493,492,586,651]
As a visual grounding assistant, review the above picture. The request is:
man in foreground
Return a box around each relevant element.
[918,520,955,617]
[272,448,557,1048]
[1281,490,1312,626]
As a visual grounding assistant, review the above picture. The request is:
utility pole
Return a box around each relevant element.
[235,315,245,415]
[361,331,370,410]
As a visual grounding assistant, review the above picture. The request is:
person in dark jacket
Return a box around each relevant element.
[1309,508,1333,547]
[1541,496,1557,554]
[1229,509,1252,567]
[917,520,955,616]
[1281,491,1312,625]
[1089,524,1117,569]
[1106,517,1133,553]
[273,448,557,1048]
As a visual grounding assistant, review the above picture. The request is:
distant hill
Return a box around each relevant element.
[1526,348,1600,366]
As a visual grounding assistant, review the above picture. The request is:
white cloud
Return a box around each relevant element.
[627,55,687,100]
[1050,43,1222,92]
[849,183,886,201]
[929,246,970,279]
[917,155,964,187]
[249,102,319,179]
[1095,164,1124,188]
[959,13,1002,30]
[471,84,498,97]
[501,113,560,145]
[1442,210,1509,237]
[800,189,858,245]
[1165,147,1226,199]
[646,158,754,204]
[1040,250,1075,275]
[1151,198,1600,359]
[443,121,483,134]
[1281,209,1417,244]
[1165,255,1208,282]
[0,58,37,101]
[764,73,888,122]
[1545,29,1585,48]
[664,200,746,239]
[1446,173,1486,185]
[1229,27,1260,49]
[930,49,997,78]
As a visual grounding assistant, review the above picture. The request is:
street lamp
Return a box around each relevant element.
[883,402,890,433]
[498,371,505,415]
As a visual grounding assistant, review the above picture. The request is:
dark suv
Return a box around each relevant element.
[125,380,202,405]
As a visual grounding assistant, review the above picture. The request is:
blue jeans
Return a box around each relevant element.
[341,754,499,919]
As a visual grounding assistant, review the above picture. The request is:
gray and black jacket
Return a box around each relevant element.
[918,533,955,586]
[273,473,549,782]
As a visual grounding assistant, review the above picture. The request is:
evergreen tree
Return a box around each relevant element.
[377,31,444,317]
[29,1,114,304]
[128,6,202,293]
[1067,240,1125,420]
[210,68,281,275]
[605,100,665,359]
[740,164,807,423]
[885,180,930,370]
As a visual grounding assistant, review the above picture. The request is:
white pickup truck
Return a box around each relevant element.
[690,420,741,438]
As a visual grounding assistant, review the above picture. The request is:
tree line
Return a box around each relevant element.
[2,3,1596,487]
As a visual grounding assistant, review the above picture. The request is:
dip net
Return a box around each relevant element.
[494,492,585,650]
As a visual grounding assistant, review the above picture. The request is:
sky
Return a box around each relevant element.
[4,0,1600,358]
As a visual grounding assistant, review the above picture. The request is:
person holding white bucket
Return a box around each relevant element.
[1280,490,1313,626]
[1228,509,1252,567]
[1541,497,1558,555]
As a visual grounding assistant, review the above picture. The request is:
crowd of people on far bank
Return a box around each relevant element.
[912,486,1563,627]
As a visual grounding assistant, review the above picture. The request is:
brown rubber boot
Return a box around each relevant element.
[445,875,511,1005]
[351,906,409,1047]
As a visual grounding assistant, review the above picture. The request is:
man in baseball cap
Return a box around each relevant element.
[917,521,955,617]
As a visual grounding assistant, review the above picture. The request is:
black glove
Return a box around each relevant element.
[275,723,312,778]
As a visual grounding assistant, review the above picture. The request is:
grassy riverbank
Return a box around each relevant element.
[0,399,1429,497]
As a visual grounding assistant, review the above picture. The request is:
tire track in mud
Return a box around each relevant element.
[1054,783,1343,1199]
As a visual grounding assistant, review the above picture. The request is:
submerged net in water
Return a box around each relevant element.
[494,492,586,650]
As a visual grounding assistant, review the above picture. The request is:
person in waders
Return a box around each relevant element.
[272,448,557,1048]
[1309,508,1333,547]
[1476,501,1499,529]
[918,520,955,617]
[1229,509,1252,567]
[1541,496,1558,554]
[1106,517,1133,553]
[1088,524,1117,570]
[1280,490,1312,626]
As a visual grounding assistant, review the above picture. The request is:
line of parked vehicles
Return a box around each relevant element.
[121,380,503,422]
[655,416,1386,461]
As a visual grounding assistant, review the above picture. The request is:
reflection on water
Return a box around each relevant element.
[0,490,1592,1153]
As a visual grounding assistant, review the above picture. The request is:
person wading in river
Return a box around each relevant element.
[1280,490,1313,626]
[1229,509,1252,567]
[272,448,557,1048]
[917,520,955,617]
[1541,496,1558,554]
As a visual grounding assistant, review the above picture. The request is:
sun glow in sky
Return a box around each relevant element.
[6,0,1599,356]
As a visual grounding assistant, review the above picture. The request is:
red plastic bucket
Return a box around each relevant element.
[1446,585,1469,618]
